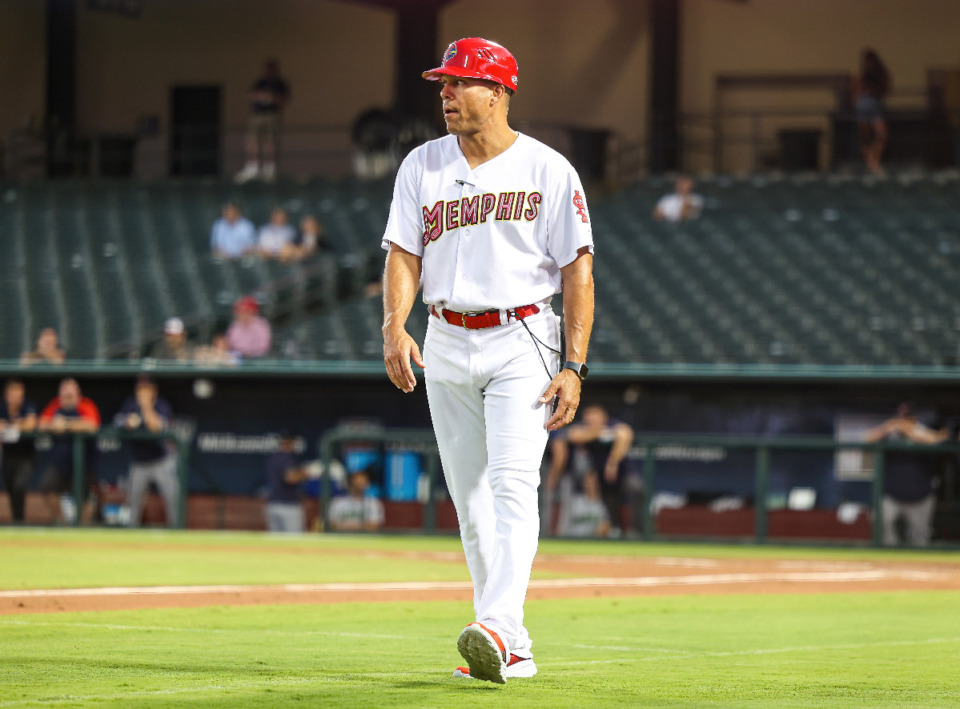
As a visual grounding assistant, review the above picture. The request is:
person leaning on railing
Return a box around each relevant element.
[37,378,101,525]
[864,402,947,547]
[0,379,38,524]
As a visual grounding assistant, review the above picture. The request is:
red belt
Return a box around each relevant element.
[430,303,540,330]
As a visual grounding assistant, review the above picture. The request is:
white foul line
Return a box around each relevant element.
[0,568,944,600]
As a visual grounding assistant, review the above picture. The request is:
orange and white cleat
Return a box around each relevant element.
[456,622,515,684]
[453,652,537,680]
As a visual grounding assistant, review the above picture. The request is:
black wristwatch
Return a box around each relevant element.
[563,361,589,381]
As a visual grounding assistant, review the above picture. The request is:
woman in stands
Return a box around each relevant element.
[855,49,891,176]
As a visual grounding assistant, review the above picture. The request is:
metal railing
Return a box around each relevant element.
[317,427,959,546]
[9,429,191,528]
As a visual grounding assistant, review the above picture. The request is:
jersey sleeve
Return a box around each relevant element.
[545,159,595,269]
[381,150,425,256]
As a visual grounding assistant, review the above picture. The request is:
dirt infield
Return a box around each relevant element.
[3,550,959,616]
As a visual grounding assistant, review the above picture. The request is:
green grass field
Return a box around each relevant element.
[1,528,959,708]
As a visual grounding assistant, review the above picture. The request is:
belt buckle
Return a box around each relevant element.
[461,312,469,328]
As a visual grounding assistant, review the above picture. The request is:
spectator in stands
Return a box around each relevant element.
[865,402,947,546]
[115,375,179,528]
[0,379,38,524]
[149,317,194,362]
[565,404,636,536]
[235,59,291,184]
[226,296,272,359]
[257,207,298,261]
[297,215,333,259]
[855,49,891,176]
[557,470,611,538]
[653,176,703,223]
[264,431,309,533]
[211,202,256,260]
[37,378,101,524]
[194,333,240,366]
[20,327,66,365]
[327,469,384,531]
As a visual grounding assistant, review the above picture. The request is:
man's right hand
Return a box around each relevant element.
[383,328,424,393]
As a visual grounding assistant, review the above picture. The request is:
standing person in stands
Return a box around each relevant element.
[211,202,256,260]
[20,328,66,365]
[855,48,891,176]
[226,296,272,359]
[0,379,38,524]
[37,378,101,524]
[235,59,291,184]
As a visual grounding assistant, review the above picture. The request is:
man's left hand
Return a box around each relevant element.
[540,369,582,431]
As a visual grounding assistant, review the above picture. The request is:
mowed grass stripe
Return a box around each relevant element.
[2,594,960,708]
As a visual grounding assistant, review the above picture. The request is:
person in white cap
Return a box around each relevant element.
[381,36,594,683]
[149,318,194,362]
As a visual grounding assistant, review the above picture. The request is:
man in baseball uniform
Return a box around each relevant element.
[382,37,594,684]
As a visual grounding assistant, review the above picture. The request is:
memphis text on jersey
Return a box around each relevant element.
[422,191,542,246]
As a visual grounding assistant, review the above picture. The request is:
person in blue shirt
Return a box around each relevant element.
[265,431,309,533]
[210,202,256,259]
[115,375,179,528]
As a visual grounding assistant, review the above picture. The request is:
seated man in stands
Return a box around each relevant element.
[20,327,66,365]
[257,207,298,261]
[149,317,194,362]
[296,215,334,259]
[653,176,703,223]
[557,470,611,538]
[37,378,101,524]
[865,402,947,546]
[226,297,272,359]
[327,469,384,532]
[211,202,256,260]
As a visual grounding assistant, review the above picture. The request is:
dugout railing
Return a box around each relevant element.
[318,427,958,546]
[11,430,191,529]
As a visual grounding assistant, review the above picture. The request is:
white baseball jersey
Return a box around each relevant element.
[382,133,594,312]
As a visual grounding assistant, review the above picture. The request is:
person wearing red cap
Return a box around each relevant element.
[226,297,272,359]
[382,37,594,683]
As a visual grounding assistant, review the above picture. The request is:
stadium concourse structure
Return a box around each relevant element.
[0,170,959,370]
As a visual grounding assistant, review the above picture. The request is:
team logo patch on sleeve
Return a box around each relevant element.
[572,190,589,223]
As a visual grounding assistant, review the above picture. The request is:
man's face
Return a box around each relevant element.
[438,76,500,136]
[165,332,184,349]
[136,382,157,405]
[676,178,693,196]
[223,205,240,223]
[349,473,369,496]
[583,406,607,429]
[59,381,80,409]
[38,329,58,350]
[4,383,24,409]
[270,209,287,226]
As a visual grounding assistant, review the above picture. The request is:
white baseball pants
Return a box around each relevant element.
[424,306,560,658]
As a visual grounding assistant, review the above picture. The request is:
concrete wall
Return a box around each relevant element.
[3,0,959,178]
[681,0,960,172]
[0,0,46,172]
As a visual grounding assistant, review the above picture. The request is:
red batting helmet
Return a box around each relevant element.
[422,37,519,93]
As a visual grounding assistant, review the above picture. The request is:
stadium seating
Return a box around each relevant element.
[1,171,958,366]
